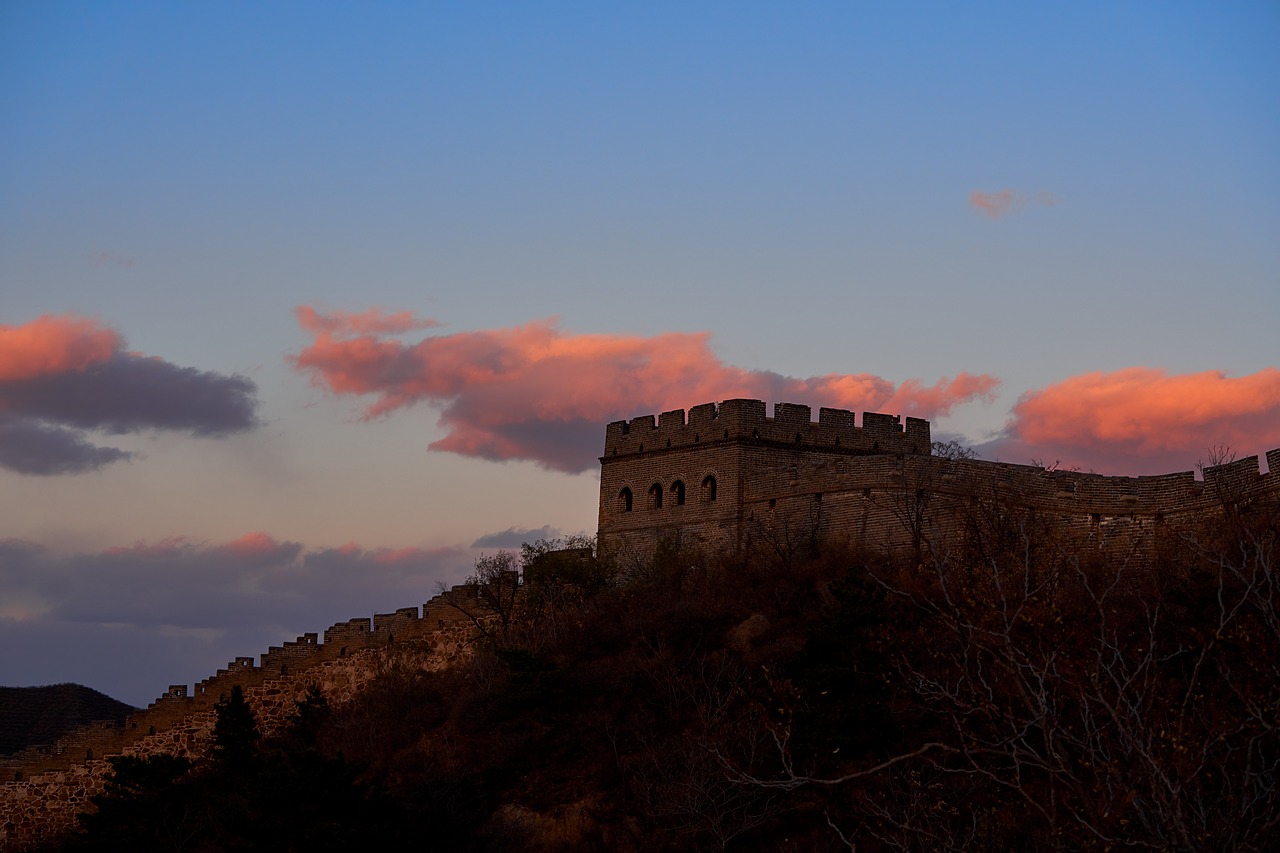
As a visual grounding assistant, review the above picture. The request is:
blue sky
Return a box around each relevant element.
[2,1,1277,705]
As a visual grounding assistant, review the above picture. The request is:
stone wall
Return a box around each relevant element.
[0,586,480,852]
[599,399,1280,563]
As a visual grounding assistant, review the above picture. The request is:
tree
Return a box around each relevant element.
[627,641,784,850]
[517,535,611,651]
[73,754,205,851]
[725,499,1280,851]
[212,684,259,769]
[438,551,522,648]
[931,439,977,460]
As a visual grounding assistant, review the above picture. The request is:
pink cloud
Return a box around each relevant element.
[0,315,260,475]
[220,531,288,558]
[969,188,1059,220]
[290,306,1000,472]
[294,305,441,338]
[324,542,451,566]
[988,367,1280,473]
[0,315,119,382]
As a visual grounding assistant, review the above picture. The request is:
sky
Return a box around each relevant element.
[2,1,1277,707]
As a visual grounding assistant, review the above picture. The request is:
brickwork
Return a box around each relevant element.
[598,400,931,562]
[599,399,1280,562]
[0,587,481,851]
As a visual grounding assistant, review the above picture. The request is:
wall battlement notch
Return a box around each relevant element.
[604,399,931,459]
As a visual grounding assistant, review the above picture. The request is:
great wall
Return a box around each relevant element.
[4,398,1278,850]
[0,584,485,850]
[597,399,1280,564]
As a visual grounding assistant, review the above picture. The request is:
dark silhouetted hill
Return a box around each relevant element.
[0,684,136,755]
[25,499,1280,851]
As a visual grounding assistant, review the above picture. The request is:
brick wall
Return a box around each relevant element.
[599,399,1280,563]
[0,586,481,851]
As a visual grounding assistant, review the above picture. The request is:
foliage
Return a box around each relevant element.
[55,686,400,852]
[44,501,1280,852]
[212,684,259,769]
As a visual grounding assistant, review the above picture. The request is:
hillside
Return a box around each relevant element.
[29,501,1280,852]
[0,685,136,756]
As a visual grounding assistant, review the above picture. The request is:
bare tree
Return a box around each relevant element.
[725,494,1280,851]
[625,640,785,850]
[745,496,825,571]
[437,551,521,648]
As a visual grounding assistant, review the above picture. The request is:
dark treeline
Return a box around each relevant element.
[38,491,1280,851]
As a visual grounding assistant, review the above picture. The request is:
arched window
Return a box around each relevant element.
[702,475,717,502]
[672,480,686,506]
[648,482,663,509]
[619,487,633,512]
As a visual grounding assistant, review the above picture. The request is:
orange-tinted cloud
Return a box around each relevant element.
[0,315,119,382]
[0,315,260,475]
[219,531,299,562]
[290,306,1000,472]
[990,367,1280,473]
[294,305,441,337]
[969,188,1059,220]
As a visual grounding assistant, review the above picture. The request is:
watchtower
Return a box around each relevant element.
[597,399,931,561]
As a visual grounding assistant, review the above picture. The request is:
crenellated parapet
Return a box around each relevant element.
[922,449,1280,519]
[598,399,1280,564]
[0,613,480,852]
[603,399,931,460]
[0,594,473,786]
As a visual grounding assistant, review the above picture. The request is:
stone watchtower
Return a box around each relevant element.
[597,399,931,562]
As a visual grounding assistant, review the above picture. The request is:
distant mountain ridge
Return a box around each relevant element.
[0,684,136,755]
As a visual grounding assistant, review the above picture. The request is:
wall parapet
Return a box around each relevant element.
[599,399,1280,562]
[603,399,931,459]
[0,621,478,852]
[0,592,474,785]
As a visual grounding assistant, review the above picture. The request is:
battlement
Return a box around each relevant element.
[603,399,931,459]
[1,598,461,783]
[599,399,1280,564]
[903,451,1279,518]
[1,590,484,852]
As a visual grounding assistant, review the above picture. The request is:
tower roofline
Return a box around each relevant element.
[602,399,931,460]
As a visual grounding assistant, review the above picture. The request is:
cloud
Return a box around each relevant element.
[294,305,441,337]
[0,314,119,382]
[0,532,475,705]
[471,525,562,549]
[290,307,1001,473]
[983,366,1280,473]
[0,417,133,474]
[969,188,1059,220]
[0,315,260,475]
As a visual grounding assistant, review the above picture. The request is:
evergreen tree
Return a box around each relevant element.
[212,684,259,769]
